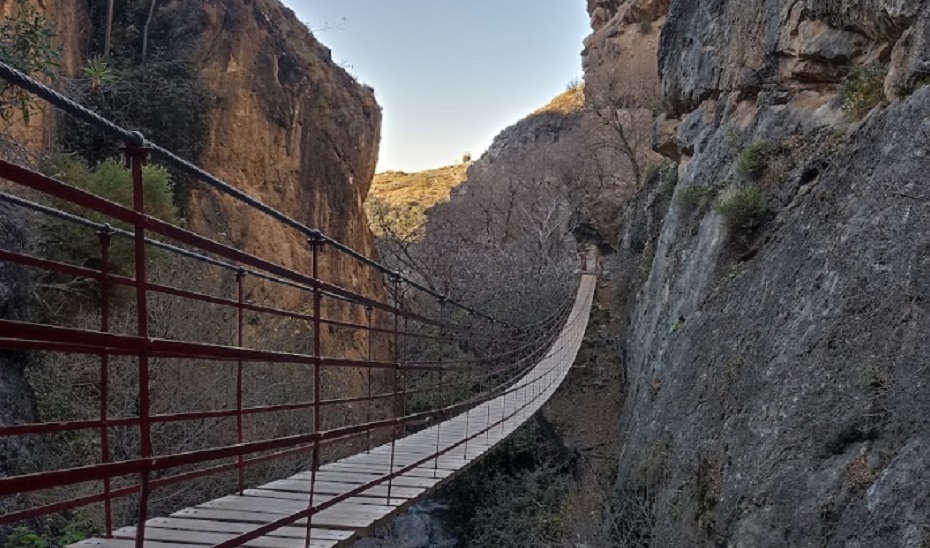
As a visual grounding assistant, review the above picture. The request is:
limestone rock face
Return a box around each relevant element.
[583,0,930,546]
[0,0,86,163]
[0,0,387,437]
[0,0,385,321]
[149,0,383,314]
[659,0,930,112]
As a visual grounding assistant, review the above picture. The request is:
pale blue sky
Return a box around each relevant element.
[283,1,591,173]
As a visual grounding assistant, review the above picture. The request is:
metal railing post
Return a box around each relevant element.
[125,142,151,548]
[304,231,324,548]
[401,314,408,436]
[365,305,373,453]
[235,268,246,495]
[387,274,401,504]
[96,226,114,538]
[433,296,446,477]
[463,312,476,459]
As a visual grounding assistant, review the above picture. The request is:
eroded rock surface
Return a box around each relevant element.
[586,0,930,545]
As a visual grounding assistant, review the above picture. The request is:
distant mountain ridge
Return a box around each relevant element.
[367,163,471,239]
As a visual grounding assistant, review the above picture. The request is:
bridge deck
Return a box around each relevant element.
[72,275,595,548]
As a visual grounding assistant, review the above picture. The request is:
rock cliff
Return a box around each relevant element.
[0,0,85,164]
[149,0,384,333]
[0,0,386,509]
[1,0,385,360]
[587,0,930,545]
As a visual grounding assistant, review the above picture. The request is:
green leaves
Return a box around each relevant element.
[842,63,887,120]
[43,154,177,275]
[716,187,769,235]
[6,525,88,548]
[0,0,61,124]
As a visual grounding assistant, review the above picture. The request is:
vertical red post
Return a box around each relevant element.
[364,305,373,453]
[400,315,408,437]
[236,268,246,495]
[433,297,445,476]
[126,143,151,548]
[500,384,507,433]
[485,322,491,444]
[305,231,324,548]
[97,227,114,537]
[463,314,475,459]
[386,274,401,504]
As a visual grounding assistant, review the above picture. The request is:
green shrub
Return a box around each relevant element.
[662,167,679,197]
[716,187,769,235]
[674,185,715,212]
[736,142,771,179]
[0,0,61,124]
[7,526,87,548]
[642,162,662,184]
[842,63,887,119]
[43,155,177,274]
[64,59,214,207]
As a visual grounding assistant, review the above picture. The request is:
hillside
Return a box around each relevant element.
[367,163,470,239]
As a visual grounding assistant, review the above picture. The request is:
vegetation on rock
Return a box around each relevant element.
[63,59,213,206]
[716,187,768,236]
[43,154,177,275]
[735,141,771,180]
[842,63,887,120]
[0,0,59,125]
[367,164,470,241]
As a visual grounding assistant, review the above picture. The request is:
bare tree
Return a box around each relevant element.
[584,58,662,185]
[103,0,115,58]
[141,0,157,62]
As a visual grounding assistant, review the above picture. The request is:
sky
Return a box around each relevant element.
[282,1,591,173]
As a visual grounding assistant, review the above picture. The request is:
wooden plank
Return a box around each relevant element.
[144,517,352,541]
[341,454,470,467]
[245,488,408,507]
[263,480,424,499]
[199,496,395,518]
[112,525,336,548]
[320,463,454,478]
[292,471,440,489]
[174,507,378,530]
[70,540,202,548]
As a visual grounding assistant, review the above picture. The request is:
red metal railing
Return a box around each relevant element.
[0,61,584,546]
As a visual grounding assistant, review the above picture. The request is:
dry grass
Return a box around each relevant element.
[367,164,470,239]
[846,455,878,492]
[532,85,585,116]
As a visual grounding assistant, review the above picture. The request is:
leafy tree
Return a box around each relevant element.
[0,0,60,125]
[63,59,213,206]
[43,154,177,274]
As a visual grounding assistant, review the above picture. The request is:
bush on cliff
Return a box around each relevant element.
[43,154,176,275]
[717,187,769,237]
[842,63,887,120]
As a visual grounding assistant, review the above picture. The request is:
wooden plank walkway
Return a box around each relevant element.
[72,275,596,547]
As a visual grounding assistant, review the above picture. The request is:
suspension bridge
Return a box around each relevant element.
[0,61,597,547]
